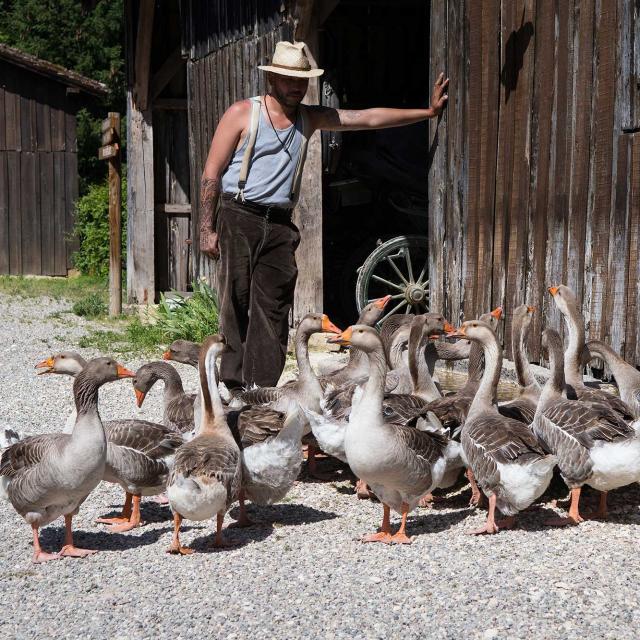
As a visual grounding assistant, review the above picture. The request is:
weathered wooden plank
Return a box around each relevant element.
[626,134,640,364]
[566,0,596,306]
[587,1,618,343]
[7,151,21,273]
[4,75,20,151]
[463,0,483,321]
[64,152,79,268]
[0,86,6,151]
[444,0,466,327]
[150,46,184,102]
[39,152,55,275]
[65,106,77,153]
[0,153,8,273]
[52,152,67,275]
[20,152,40,274]
[134,0,155,111]
[525,0,555,359]
[20,91,36,151]
[36,93,51,151]
[427,0,447,320]
[168,215,190,291]
[126,87,155,304]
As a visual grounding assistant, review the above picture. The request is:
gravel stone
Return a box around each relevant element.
[1,293,639,639]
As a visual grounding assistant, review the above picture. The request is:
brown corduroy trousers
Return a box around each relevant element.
[215,195,300,390]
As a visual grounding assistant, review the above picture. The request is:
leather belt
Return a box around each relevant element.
[222,193,293,221]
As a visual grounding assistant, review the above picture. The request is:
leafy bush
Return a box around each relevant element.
[72,293,107,318]
[155,280,220,343]
[72,177,127,278]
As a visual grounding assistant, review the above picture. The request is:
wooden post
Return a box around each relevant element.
[99,112,122,316]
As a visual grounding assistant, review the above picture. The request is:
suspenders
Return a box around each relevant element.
[235,96,310,206]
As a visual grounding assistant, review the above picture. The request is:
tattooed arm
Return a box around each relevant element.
[308,72,449,132]
[200,100,249,259]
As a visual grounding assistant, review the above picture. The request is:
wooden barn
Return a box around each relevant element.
[0,44,108,276]
[124,0,640,366]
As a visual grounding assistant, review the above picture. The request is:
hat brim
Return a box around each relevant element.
[258,65,324,78]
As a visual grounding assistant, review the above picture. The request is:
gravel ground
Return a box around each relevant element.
[1,293,640,640]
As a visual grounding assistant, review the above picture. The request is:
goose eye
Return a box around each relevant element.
[383,406,394,416]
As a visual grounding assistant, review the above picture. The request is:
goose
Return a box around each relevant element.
[166,334,242,554]
[35,352,184,531]
[548,285,634,420]
[532,329,640,525]
[448,320,556,534]
[330,325,451,544]
[133,361,197,437]
[498,305,541,424]
[163,339,201,367]
[0,358,135,562]
[583,340,640,419]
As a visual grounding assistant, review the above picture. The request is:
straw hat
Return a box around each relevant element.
[258,41,324,78]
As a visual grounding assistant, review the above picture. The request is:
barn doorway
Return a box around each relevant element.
[318,0,431,327]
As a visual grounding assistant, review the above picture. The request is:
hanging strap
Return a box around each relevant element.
[235,97,261,203]
[289,105,311,205]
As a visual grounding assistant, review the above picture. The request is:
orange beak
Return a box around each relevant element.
[373,295,392,310]
[491,306,503,320]
[162,350,172,360]
[447,326,466,338]
[527,305,536,313]
[116,364,136,378]
[134,388,146,408]
[443,321,456,334]
[321,315,343,335]
[35,357,55,374]
[548,286,560,296]
[328,326,353,346]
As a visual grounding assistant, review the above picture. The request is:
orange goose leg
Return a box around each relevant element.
[96,491,133,524]
[467,493,500,535]
[107,495,143,532]
[389,503,413,544]
[307,444,332,481]
[466,469,485,508]
[59,514,97,558]
[212,512,233,548]
[31,524,61,563]
[230,490,256,527]
[362,504,392,543]
[166,512,193,555]
[355,479,373,499]
[545,487,584,526]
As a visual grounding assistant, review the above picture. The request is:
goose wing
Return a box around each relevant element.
[498,399,537,425]
[236,386,283,406]
[577,388,635,422]
[164,393,196,433]
[425,393,472,431]
[105,420,183,458]
[0,434,67,479]
[226,406,285,448]
[381,394,429,426]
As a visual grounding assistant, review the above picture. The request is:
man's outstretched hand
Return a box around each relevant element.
[431,72,449,116]
[200,230,220,260]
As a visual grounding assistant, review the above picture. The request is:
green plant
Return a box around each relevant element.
[0,274,106,301]
[72,292,107,318]
[155,281,219,343]
[72,177,127,278]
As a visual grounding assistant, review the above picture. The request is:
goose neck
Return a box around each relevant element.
[410,341,441,402]
[199,348,228,435]
[73,370,100,416]
[587,340,640,391]
[539,341,565,410]
[563,307,585,387]
[357,347,387,413]
[153,362,185,397]
[468,336,501,415]
[512,320,536,389]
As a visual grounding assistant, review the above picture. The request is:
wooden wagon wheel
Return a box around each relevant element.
[355,235,430,324]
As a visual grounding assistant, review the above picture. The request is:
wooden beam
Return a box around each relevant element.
[293,17,323,324]
[155,203,192,215]
[150,47,185,102]
[134,0,154,111]
[293,0,316,41]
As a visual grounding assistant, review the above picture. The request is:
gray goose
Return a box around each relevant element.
[497,304,541,424]
[549,285,634,420]
[163,339,201,367]
[448,320,556,535]
[35,352,184,532]
[583,340,640,419]
[0,358,135,562]
[333,325,451,544]
[166,334,242,554]
[532,329,640,525]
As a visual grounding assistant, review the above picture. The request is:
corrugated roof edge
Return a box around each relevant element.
[0,43,109,97]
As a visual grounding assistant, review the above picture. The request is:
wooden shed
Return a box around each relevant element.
[125,1,640,366]
[0,44,108,276]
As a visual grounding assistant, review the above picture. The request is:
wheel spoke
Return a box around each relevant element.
[379,300,408,324]
[405,304,412,314]
[415,260,429,287]
[370,274,405,292]
[384,255,409,286]
[404,248,415,283]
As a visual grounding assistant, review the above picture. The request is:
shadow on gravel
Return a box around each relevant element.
[97,502,173,524]
[230,502,339,528]
[406,507,472,536]
[189,522,275,552]
[39,525,173,551]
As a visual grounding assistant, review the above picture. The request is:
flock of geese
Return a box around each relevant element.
[2,285,640,562]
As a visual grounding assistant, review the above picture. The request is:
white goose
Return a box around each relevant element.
[333,325,451,544]
[0,358,135,562]
[166,335,242,554]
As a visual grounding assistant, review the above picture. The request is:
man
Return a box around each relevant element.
[200,41,448,393]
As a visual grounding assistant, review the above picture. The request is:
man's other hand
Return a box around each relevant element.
[201,230,220,259]
[431,72,449,116]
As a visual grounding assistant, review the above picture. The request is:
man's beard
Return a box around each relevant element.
[270,86,303,108]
